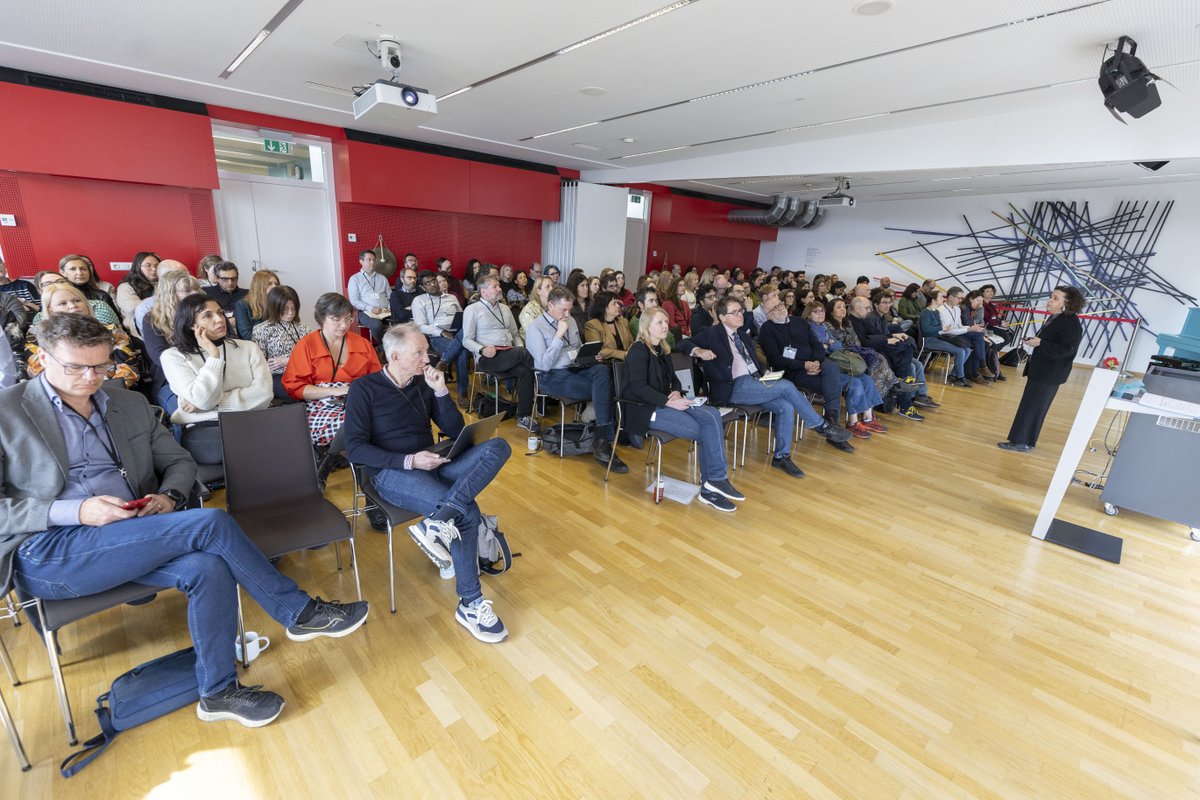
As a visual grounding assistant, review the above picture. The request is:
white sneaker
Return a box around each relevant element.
[407,518,459,566]
[455,597,508,643]
[438,563,455,580]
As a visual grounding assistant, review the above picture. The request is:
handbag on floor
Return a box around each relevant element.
[61,648,200,777]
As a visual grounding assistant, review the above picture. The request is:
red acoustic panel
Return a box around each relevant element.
[13,173,218,281]
[650,193,778,242]
[343,141,472,212]
[468,162,560,221]
[0,175,38,278]
[338,203,541,285]
[0,82,218,189]
[647,231,761,272]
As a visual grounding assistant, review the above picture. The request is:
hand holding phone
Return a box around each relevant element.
[121,497,152,510]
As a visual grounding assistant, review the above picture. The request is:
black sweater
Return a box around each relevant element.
[344,369,464,473]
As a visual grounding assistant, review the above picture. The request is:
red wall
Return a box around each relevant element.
[0,172,219,282]
[632,187,776,273]
[646,231,762,272]
[338,204,541,285]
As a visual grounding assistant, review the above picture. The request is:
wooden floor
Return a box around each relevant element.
[4,368,1199,799]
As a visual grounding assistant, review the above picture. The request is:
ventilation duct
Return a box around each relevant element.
[728,195,824,228]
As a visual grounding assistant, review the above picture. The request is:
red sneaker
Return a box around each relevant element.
[862,418,888,434]
[847,421,873,439]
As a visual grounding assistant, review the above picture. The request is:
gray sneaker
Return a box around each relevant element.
[197,682,284,728]
[407,518,459,566]
[516,416,541,434]
[286,597,369,641]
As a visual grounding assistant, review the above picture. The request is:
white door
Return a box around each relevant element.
[211,126,340,323]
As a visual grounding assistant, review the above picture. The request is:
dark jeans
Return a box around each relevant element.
[14,509,310,697]
[536,364,615,442]
[880,339,916,379]
[728,374,823,459]
[476,347,535,417]
[429,332,470,398]
[372,437,511,604]
[785,360,845,421]
[1008,379,1061,446]
[357,311,389,343]
[272,373,298,403]
[648,404,728,483]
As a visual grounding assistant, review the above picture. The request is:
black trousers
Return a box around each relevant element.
[1007,378,1061,446]
[786,362,844,421]
[477,346,535,417]
[357,311,389,343]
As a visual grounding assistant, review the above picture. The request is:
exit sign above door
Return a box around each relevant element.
[263,139,292,155]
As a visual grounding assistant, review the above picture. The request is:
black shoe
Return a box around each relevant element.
[899,407,926,421]
[365,505,388,532]
[912,395,940,409]
[286,597,369,641]
[198,682,284,728]
[952,377,973,388]
[813,422,853,443]
[771,456,805,478]
[697,489,737,512]
[125,593,158,606]
[996,441,1033,452]
[703,479,745,501]
[594,440,627,472]
[826,438,855,453]
[995,373,1007,381]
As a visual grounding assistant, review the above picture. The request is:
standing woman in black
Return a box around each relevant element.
[997,285,1085,452]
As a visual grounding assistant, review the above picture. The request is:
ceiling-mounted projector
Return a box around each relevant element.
[352,80,438,122]
[817,176,855,208]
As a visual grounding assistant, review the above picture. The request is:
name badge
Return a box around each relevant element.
[567,349,579,362]
[782,346,797,360]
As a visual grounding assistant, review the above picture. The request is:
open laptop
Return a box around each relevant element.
[427,412,505,459]
[566,341,603,369]
[446,310,464,332]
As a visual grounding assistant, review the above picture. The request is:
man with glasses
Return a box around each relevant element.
[681,297,854,477]
[412,270,469,405]
[347,250,391,343]
[462,275,538,432]
[0,313,368,728]
[203,261,248,317]
[388,266,423,325]
[758,296,854,449]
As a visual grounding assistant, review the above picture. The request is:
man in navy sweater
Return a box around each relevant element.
[757,295,848,435]
[343,323,511,643]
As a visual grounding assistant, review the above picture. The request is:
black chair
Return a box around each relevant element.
[219,404,362,669]
[670,352,749,468]
[348,464,422,614]
[607,361,696,494]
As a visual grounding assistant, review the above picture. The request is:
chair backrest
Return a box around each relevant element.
[219,404,320,512]
[669,351,696,398]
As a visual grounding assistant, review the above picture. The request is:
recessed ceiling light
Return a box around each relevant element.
[854,1,895,15]
[573,143,604,151]
[622,137,635,143]
[580,86,607,96]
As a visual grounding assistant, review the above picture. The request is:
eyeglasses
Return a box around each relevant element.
[720,308,744,316]
[217,276,238,283]
[328,314,356,326]
[42,348,116,377]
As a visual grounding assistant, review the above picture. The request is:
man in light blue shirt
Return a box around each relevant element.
[347,250,391,342]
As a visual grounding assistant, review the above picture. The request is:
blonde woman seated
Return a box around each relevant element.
[583,291,634,360]
[233,268,279,339]
[24,283,139,388]
[161,294,273,426]
[622,306,743,513]
[519,275,556,333]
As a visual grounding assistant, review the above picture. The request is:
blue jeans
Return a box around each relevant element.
[428,332,469,397]
[371,437,512,604]
[537,365,615,442]
[924,337,970,378]
[648,404,728,483]
[963,331,988,368]
[13,509,310,697]
[728,375,823,459]
[843,373,883,416]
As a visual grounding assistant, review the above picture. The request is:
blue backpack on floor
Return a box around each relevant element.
[60,648,200,777]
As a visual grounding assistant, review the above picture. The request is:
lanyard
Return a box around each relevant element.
[321,333,346,383]
[383,368,429,420]
[64,401,131,485]
[484,301,507,328]
[283,323,301,346]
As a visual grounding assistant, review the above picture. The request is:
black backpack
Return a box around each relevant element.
[542,421,597,457]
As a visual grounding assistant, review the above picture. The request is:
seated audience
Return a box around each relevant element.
[412,270,469,405]
[133,259,188,337]
[525,286,627,472]
[114,251,160,332]
[0,258,39,315]
[460,259,483,297]
[752,288,780,331]
[627,287,675,349]
[1,313,368,728]
[499,264,523,303]
[344,323,510,643]
[680,296,853,478]
[659,274,692,338]
[623,307,743,512]
[689,284,719,336]
[519,275,556,332]
[25,283,139,388]
[347,250,391,343]
[940,288,992,382]
[197,254,223,288]
[979,284,1014,347]
[965,289,1005,380]
[544,264,562,285]
[203,260,248,316]
[144,271,204,411]
[462,275,539,433]
[583,291,634,360]
[566,271,591,331]
[848,295,918,382]
[798,303,886,438]
[56,255,121,325]
[920,290,975,388]
[897,283,925,324]
[282,292,381,457]
[616,271,637,307]
[233,269,279,340]
[508,270,530,304]
[252,285,309,403]
[388,266,422,324]
[162,293,273,421]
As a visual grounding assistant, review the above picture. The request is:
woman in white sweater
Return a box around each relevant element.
[161,293,273,425]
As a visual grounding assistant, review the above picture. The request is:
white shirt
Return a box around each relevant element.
[347,270,390,313]
[937,303,970,336]
[411,292,462,337]
[161,340,274,424]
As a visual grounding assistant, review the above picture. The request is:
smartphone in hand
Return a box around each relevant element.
[121,497,152,510]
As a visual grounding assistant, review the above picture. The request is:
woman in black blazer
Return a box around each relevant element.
[623,307,744,512]
[998,285,1085,451]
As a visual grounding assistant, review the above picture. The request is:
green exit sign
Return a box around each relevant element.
[263,139,292,154]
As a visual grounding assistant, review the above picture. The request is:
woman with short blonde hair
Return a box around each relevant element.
[25,282,140,387]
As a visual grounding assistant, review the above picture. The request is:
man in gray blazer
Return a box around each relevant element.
[0,314,370,728]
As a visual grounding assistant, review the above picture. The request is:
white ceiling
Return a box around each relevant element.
[1,0,1197,202]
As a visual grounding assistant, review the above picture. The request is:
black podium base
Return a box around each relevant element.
[1044,519,1123,564]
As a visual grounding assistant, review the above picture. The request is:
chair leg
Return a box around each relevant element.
[0,679,30,771]
[237,590,249,671]
[347,537,363,603]
[654,441,663,503]
[334,540,343,571]
[558,403,566,459]
[605,422,620,482]
[43,625,76,745]
[0,632,17,686]
[387,525,397,614]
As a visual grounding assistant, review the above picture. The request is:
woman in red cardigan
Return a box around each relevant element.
[658,274,691,338]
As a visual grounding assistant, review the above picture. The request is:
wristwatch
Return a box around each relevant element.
[160,488,187,509]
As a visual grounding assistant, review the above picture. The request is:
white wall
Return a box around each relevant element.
[760,181,1200,369]
[542,181,629,273]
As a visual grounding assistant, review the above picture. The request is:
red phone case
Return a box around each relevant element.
[122,497,152,510]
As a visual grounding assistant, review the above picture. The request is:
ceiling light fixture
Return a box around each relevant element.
[218,0,306,79]
[437,86,473,101]
[614,145,690,160]
[854,1,895,15]
[530,121,600,139]
[556,1,696,56]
